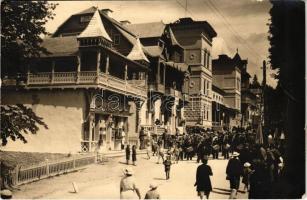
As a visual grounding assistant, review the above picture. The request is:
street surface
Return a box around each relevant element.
[13,154,248,199]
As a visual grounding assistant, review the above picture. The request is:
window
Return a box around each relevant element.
[207,53,210,69]
[203,79,207,95]
[114,34,120,45]
[207,81,210,97]
[203,51,207,68]
[80,15,92,23]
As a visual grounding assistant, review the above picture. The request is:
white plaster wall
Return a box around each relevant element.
[139,101,147,125]
[1,90,86,153]
[153,99,161,122]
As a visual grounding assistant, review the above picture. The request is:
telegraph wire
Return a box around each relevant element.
[175,0,197,19]
[204,0,264,60]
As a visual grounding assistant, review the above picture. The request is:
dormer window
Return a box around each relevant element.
[114,34,120,45]
[80,15,92,23]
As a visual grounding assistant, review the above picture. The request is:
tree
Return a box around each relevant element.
[1,1,57,77]
[250,74,261,88]
[268,0,305,198]
[1,105,48,146]
[1,1,57,145]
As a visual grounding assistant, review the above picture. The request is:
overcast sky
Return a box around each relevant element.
[45,0,277,87]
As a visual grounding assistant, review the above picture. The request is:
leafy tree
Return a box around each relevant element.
[1,1,57,77]
[1,105,48,146]
[1,1,56,145]
[268,0,305,198]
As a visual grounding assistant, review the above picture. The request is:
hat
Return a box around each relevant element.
[233,152,240,157]
[123,167,134,175]
[244,162,251,167]
[1,189,12,198]
[149,182,158,189]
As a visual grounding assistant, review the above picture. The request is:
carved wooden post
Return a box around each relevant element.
[156,61,160,84]
[105,54,109,75]
[124,63,128,81]
[76,52,81,83]
[88,113,94,152]
[163,64,166,85]
[96,50,101,84]
[27,65,30,85]
[51,60,55,84]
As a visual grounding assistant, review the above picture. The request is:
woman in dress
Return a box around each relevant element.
[132,145,137,166]
[120,167,141,199]
[126,145,130,165]
[194,156,213,199]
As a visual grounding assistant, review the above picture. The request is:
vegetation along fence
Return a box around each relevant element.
[8,154,96,186]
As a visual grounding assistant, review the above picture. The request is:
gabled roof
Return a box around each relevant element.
[74,6,97,15]
[165,61,189,73]
[40,36,79,57]
[168,26,182,48]
[125,21,166,38]
[143,46,163,58]
[77,10,112,41]
[127,38,149,63]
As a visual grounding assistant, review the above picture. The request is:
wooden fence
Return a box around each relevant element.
[7,154,96,186]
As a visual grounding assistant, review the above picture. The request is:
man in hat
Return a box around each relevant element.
[194,156,213,199]
[226,152,243,199]
[163,155,172,180]
[0,189,12,199]
[120,167,141,199]
[144,182,160,199]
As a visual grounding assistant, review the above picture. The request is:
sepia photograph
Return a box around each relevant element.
[0,0,305,199]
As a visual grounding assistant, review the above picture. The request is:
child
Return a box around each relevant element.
[242,162,252,192]
[144,182,160,199]
[125,145,130,165]
[132,145,137,166]
[163,155,172,180]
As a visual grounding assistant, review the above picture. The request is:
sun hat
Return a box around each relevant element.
[0,189,12,198]
[244,162,251,167]
[123,167,134,175]
[149,182,158,189]
[232,152,240,157]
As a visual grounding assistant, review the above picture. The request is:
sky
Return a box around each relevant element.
[45,0,277,87]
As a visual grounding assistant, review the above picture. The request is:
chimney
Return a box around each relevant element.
[101,8,113,16]
[120,20,131,25]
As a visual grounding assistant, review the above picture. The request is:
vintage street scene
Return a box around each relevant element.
[0,0,305,199]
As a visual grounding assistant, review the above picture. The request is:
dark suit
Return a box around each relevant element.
[195,164,213,193]
[226,157,242,190]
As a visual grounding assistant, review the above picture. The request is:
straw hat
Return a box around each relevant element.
[123,167,134,175]
[149,182,158,189]
[1,189,12,198]
[232,152,240,157]
[244,162,251,167]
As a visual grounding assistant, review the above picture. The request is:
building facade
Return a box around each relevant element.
[2,7,150,153]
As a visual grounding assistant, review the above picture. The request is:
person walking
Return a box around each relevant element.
[132,145,137,166]
[144,182,160,199]
[120,167,141,199]
[194,156,213,199]
[163,155,172,180]
[242,162,252,192]
[226,152,243,199]
[157,146,164,164]
[126,145,131,165]
[146,142,151,160]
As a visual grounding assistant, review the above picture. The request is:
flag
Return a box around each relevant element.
[256,123,264,144]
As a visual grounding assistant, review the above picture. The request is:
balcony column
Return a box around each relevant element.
[76,52,81,83]
[105,54,109,75]
[135,100,144,134]
[96,50,101,84]
[88,113,95,152]
[26,64,30,85]
[156,61,160,84]
[51,60,55,84]
[124,64,128,81]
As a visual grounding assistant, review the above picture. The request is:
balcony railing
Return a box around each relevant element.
[26,71,147,98]
[165,87,182,98]
[148,82,165,94]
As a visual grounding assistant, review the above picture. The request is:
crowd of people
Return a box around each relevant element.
[121,126,287,199]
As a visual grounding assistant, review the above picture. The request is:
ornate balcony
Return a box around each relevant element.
[148,82,165,94]
[23,71,147,98]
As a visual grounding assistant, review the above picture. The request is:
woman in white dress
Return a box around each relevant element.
[120,167,141,199]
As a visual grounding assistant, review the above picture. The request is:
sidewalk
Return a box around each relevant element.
[101,149,148,158]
